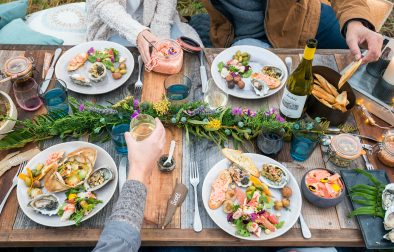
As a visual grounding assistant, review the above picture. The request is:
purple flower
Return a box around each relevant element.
[133,99,139,109]
[110,56,115,63]
[232,107,243,116]
[243,109,256,117]
[87,47,94,55]
[265,107,277,116]
[131,109,140,119]
[275,114,286,122]
[79,104,85,111]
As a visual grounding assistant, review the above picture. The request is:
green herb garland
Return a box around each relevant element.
[0,96,356,150]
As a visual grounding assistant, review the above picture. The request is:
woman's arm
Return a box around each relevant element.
[93,118,166,252]
[87,0,148,45]
[149,0,177,39]
[93,181,147,252]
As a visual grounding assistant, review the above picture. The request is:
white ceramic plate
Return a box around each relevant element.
[202,153,301,240]
[17,141,118,227]
[55,41,134,95]
[211,46,288,99]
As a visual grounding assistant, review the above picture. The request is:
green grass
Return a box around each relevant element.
[0,0,392,37]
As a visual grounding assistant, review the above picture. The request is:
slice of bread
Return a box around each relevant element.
[222,148,260,177]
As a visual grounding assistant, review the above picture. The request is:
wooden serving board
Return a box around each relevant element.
[141,68,183,228]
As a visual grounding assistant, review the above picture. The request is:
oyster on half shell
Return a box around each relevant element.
[382,183,394,210]
[384,229,394,243]
[384,206,394,230]
[84,166,114,191]
[228,164,251,188]
[28,194,59,216]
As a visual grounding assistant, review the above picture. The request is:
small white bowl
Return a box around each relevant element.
[0,91,17,140]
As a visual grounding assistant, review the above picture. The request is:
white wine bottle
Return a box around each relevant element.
[279,39,317,121]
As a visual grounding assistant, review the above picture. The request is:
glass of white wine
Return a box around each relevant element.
[204,78,228,110]
[130,114,156,141]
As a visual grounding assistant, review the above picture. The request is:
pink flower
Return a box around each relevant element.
[79,104,85,111]
[87,47,94,55]
[276,114,286,122]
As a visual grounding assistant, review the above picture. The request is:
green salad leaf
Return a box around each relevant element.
[274,221,285,229]
[218,62,225,72]
[234,219,250,237]
[241,69,253,78]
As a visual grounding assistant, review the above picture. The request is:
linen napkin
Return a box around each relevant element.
[0,147,40,177]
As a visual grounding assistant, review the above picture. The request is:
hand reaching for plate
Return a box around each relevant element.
[125,118,166,185]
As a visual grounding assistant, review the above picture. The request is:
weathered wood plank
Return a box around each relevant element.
[1,228,364,247]
[140,53,184,228]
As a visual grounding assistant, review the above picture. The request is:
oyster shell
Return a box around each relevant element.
[251,79,269,97]
[84,166,114,191]
[70,74,91,86]
[384,229,394,243]
[28,194,59,216]
[261,66,283,80]
[88,62,107,82]
[384,206,394,230]
[228,164,251,188]
[382,183,394,210]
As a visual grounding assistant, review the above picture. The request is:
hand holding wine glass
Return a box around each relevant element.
[125,118,166,185]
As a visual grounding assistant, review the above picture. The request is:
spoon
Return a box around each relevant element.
[299,213,311,239]
[164,140,176,166]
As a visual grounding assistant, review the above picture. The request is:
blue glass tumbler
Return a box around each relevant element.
[290,133,318,161]
[40,79,69,117]
[109,124,129,155]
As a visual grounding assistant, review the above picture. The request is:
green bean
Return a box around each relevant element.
[350,184,378,192]
[350,192,376,201]
[351,199,375,206]
[349,188,377,196]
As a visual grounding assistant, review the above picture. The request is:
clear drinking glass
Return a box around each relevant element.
[109,124,129,154]
[40,79,69,117]
[13,77,43,111]
[164,74,192,103]
[130,114,156,141]
[204,78,228,109]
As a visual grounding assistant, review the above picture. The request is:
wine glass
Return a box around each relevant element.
[204,78,228,109]
[130,114,156,141]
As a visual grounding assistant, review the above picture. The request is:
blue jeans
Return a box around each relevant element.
[109,23,183,46]
[232,3,348,49]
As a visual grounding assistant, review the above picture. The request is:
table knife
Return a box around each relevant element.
[118,156,128,193]
[40,48,62,94]
[200,50,208,93]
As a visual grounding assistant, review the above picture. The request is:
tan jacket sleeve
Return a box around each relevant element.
[330,0,376,33]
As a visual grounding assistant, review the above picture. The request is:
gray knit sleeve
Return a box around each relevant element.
[109,180,147,231]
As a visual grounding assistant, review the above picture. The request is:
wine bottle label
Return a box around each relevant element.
[280,87,307,119]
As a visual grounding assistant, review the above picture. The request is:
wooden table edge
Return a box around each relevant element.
[0,228,364,247]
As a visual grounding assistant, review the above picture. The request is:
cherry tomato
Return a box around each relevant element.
[267,214,278,224]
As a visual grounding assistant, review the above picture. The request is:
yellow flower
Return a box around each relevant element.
[204,119,221,131]
[112,96,133,109]
[153,98,170,115]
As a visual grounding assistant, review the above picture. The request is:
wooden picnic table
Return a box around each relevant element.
[0,45,392,247]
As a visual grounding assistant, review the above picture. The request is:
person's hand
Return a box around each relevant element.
[346,21,383,64]
[125,118,166,185]
[136,30,158,64]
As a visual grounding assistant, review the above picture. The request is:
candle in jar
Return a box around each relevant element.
[383,58,394,84]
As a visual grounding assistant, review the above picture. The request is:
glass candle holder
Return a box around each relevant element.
[109,123,129,155]
[130,114,156,141]
[13,77,43,111]
[40,79,69,118]
[257,132,284,156]
[164,74,192,103]
[290,133,318,161]
[377,130,394,168]
[372,74,394,104]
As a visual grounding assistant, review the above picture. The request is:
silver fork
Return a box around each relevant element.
[190,161,202,232]
[362,144,374,170]
[134,55,143,96]
[0,161,26,214]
